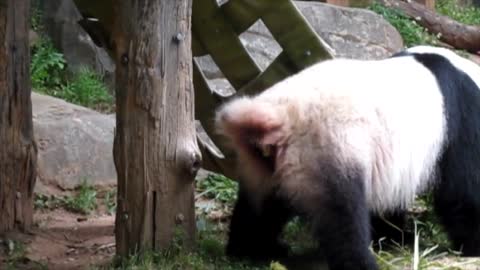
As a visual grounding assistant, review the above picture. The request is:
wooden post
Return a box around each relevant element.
[112,0,200,255]
[0,0,38,232]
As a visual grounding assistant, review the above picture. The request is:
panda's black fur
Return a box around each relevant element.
[215,46,480,270]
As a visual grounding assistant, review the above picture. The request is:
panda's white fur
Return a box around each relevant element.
[217,51,450,213]
[216,46,480,269]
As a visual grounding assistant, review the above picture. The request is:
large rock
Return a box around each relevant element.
[296,1,403,59]
[196,1,403,80]
[40,0,115,90]
[32,93,116,193]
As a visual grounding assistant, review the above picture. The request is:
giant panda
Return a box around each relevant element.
[214,45,480,270]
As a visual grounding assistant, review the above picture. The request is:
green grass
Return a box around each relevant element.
[371,0,480,49]
[436,0,480,25]
[95,225,283,270]
[369,3,439,47]
[61,67,114,111]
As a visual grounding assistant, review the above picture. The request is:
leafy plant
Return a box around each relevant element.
[30,38,66,92]
[196,174,238,207]
[64,181,98,214]
[34,193,64,210]
[369,3,439,47]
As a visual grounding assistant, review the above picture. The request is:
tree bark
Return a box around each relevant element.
[0,0,38,232]
[112,0,200,255]
[379,0,480,52]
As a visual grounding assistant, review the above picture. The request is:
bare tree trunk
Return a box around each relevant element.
[0,0,38,232]
[112,0,200,256]
[379,0,480,52]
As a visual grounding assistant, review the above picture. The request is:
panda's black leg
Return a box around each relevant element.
[434,150,480,256]
[226,187,292,261]
[370,211,413,249]
[308,166,378,270]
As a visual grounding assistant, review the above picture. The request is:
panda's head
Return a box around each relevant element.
[214,80,344,206]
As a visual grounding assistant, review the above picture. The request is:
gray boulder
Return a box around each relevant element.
[196,1,403,81]
[32,93,116,193]
[296,1,403,59]
[40,0,115,90]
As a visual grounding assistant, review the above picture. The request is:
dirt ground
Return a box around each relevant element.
[0,208,116,270]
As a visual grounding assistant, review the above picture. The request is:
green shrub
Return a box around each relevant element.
[61,67,113,110]
[64,181,98,214]
[30,38,66,92]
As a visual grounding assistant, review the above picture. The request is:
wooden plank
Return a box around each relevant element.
[192,31,207,56]
[220,0,266,34]
[193,59,229,135]
[239,52,297,95]
[193,60,237,179]
[261,0,334,70]
[192,0,261,89]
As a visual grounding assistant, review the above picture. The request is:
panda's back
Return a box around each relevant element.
[260,55,448,212]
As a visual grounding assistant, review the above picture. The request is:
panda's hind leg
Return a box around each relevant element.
[434,147,480,256]
[226,187,292,261]
[304,162,379,270]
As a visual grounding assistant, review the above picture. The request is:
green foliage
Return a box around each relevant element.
[196,174,238,207]
[34,193,65,210]
[436,0,480,25]
[413,194,451,249]
[30,3,43,32]
[30,37,113,112]
[369,3,439,47]
[61,67,113,110]
[64,181,98,214]
[4,240,26,270]
[104,188,117,215]
[30,38,66,92]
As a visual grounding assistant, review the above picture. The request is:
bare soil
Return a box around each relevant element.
[0,208,115,270]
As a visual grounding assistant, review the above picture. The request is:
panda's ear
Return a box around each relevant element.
[215,98,284,145]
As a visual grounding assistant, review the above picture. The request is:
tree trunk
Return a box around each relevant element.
[0,0,38,232]
[379,0,480,52]
[112,0,200,256]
